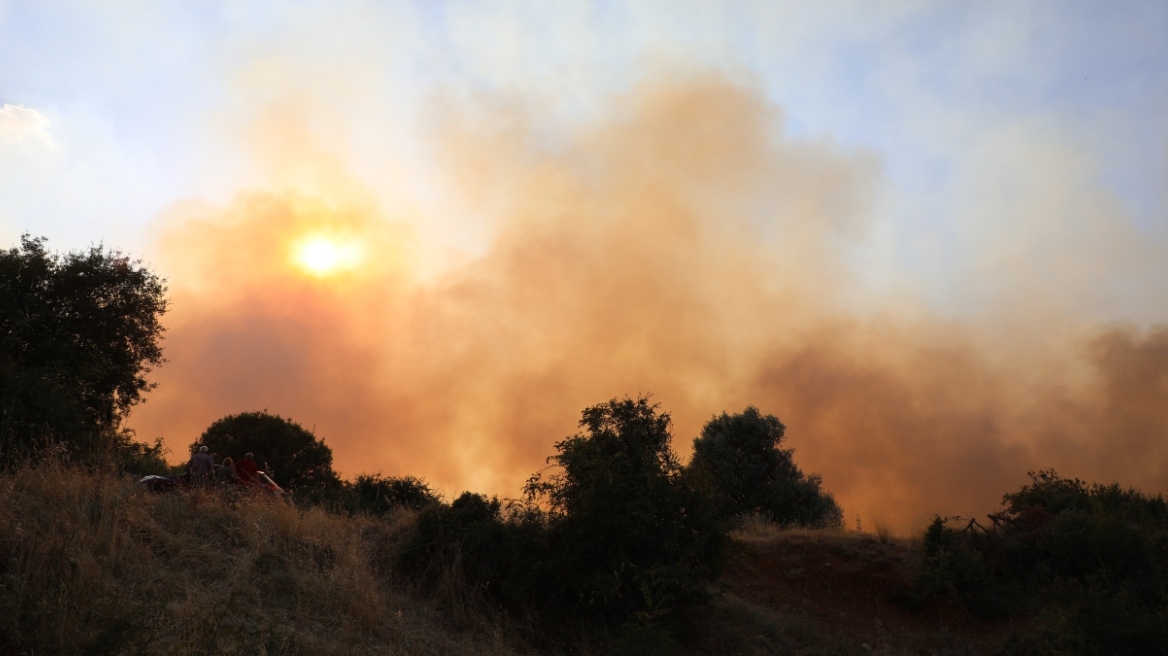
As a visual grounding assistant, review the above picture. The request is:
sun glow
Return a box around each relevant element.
[292,235,363,276]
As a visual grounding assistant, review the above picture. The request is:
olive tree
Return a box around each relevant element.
[689,406,843,528]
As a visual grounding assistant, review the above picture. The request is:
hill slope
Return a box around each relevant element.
[3,466,1012,655]
[686,524,1025,655]
[1,464,507,655]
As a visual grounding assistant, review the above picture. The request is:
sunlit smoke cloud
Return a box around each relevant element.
[130,73,1168,531]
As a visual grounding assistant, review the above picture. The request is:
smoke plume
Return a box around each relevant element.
[130,74,1168,530]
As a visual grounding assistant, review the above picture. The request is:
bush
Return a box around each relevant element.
[106,430,172,476]
[914,471,1168,652]
[401,396,727,637]
[1000,576,1168,656]
[688,406,843,528]
[343,474,439,515]
[914,516,1016,620]
[525,396,725,623]
[402,492,554,618]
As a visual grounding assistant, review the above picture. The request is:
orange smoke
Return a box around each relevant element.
[129,74,1168,531]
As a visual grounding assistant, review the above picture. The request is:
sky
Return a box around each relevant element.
[1,1,1166,530]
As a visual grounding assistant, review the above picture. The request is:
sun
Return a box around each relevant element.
[292,235,363,277]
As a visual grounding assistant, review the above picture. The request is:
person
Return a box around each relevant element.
[214,456,236,484]
[188,445,215,487]
[235,452,259,485]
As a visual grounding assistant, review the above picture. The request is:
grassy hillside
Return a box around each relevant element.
[0,463,511,656]
[2,463,1009,656]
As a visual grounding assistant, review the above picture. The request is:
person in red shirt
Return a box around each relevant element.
[235,452,259,485]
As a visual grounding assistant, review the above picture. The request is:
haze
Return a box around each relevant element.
[2,2,1166,530]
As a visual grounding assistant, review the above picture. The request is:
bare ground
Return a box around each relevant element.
[678,525,1029,656]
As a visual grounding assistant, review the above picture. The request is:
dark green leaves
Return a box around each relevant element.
[0,235,167,461]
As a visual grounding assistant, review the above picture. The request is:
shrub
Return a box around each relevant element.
[526,396,725,623]
[343,474,439,515]
[914,516,1016,620]
[400,492,554,619]
[688,406,843,528]
[401,396,727,636]
[914,471,1168,651]
[106,430,172,476]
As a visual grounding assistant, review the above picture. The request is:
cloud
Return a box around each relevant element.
[0,104,53,145]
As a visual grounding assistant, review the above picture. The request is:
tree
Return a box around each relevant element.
[689,406,843,528]
[525,396,724,621]
[194,411,340,490]
[0,235,167,460]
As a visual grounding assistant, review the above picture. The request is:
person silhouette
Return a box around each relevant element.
[188,445,214,487]
[235,452,259,485]
[214,456,236,484]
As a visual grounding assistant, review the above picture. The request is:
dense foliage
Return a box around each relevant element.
[689,407,843,528]
[527,396,725,620]
[401,492,555,617]
[0,235,167,465]
[404,397,726,636]
[912,470,1168,655]
[195,411,340,490]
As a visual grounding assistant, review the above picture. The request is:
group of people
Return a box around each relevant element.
[186,445,262,487]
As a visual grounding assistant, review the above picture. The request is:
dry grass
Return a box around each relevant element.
[0,462,526,655]
[871,517,894,545]
[731,513,860,547]
[2,466,951,655]
[730,513,911,552]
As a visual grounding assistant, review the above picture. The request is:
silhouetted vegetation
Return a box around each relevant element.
[295,472,440,516]
[0,463,507,656]
[341,473,440,514]
[13,234,1168,653]
[196,411,341,490]
[527,397,725,622]
[198,412,440,516]
[403,397,725,644]
[401,492,554,618]
[909,470,1168,654]
[689,406,843,528]
[0,235,167,469]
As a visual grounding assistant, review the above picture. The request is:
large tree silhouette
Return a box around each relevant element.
[0,235,167,459]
